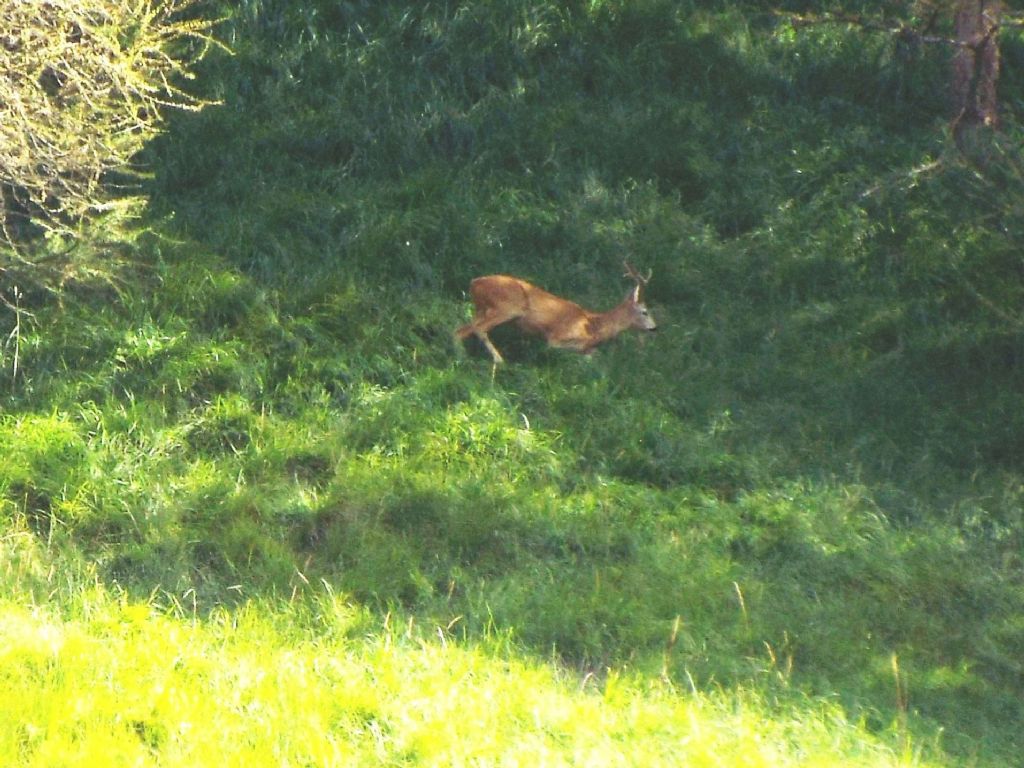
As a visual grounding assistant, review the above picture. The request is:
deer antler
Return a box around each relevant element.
[622,260,652,286]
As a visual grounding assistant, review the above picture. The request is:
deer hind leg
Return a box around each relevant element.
[455,307,517,364]
[454,323,505,364]
[454,321,503,362]
[476,330,505,364]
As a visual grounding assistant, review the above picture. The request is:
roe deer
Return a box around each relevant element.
[455,262,657,364]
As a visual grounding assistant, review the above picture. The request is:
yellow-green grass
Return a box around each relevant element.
[0,589,937,768]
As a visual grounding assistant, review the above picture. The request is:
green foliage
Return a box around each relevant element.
[2,1,1024,765]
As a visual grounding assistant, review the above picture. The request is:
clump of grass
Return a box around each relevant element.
[0,414,91,536]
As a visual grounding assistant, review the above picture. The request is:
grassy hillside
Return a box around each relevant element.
[2,1,1023,764]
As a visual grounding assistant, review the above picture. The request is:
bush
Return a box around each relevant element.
[0,0,220,278]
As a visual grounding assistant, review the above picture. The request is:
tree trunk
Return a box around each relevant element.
[951,0,1001,153]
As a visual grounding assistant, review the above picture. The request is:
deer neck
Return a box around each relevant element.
[586,301,634,343]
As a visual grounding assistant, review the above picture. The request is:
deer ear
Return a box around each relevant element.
[630,284,642,302]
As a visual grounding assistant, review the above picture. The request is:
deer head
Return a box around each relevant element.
[622,261,656,331]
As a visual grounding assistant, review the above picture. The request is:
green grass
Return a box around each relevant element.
[2,0,1024,765]
[0,588,938,768]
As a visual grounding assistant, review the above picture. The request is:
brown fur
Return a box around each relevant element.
[455,273,656,364]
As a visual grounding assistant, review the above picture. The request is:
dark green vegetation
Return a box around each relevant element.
[3,1,1023,763]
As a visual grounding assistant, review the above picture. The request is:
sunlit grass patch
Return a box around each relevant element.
[0,593,939,767]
